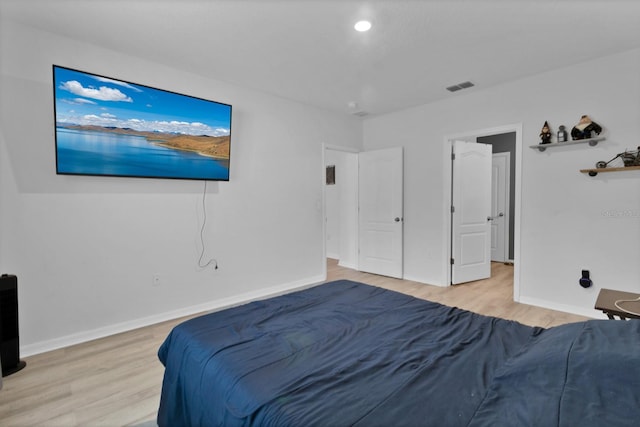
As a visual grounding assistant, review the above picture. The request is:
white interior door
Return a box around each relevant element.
[451,141,492,284]
[491,152,510,262]
[358,147,403,278]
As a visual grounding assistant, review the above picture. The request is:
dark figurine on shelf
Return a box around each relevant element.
[571,115,602,140]
[557,125,567,143]
[539,121,552,144]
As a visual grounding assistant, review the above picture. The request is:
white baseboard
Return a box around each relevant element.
[403,275,446,287]
[337,260,357,270]
[21,274,326,357]
[518,295,606,320]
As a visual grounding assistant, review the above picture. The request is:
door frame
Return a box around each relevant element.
[442,124,522,301]
[491,151,510,263]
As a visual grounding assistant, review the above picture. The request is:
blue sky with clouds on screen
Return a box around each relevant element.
[54,66,231,137]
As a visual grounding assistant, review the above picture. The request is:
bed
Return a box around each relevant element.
[157,279,640,426]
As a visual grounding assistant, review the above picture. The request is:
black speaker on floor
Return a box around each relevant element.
[0,274,26,376]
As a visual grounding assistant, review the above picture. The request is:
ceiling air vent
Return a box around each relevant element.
[446,81,475,92]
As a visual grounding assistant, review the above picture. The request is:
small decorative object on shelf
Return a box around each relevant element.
[539,121,552,144]
[595,147,640,169]
[581,146,640,176]
[621,146,640,167]
[571,115,602,140]
[557,125,567,143]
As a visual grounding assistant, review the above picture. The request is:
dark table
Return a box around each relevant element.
[594,288,640,320]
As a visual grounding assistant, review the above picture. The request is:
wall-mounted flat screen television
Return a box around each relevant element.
[53,65,232,181]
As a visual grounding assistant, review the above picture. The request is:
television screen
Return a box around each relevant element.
[53,65,232,181]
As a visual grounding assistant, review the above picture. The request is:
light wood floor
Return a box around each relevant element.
[326,259,590,328]
[0,260,590,426]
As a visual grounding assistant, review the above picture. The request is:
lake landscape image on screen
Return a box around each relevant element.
[53,65,232,180]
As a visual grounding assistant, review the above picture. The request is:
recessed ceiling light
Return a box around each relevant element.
[354,20,372,32]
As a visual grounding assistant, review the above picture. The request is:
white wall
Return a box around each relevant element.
[364,48,640,317]
[0,20,362,355]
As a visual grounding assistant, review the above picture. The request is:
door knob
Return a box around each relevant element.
[394,217,401,222]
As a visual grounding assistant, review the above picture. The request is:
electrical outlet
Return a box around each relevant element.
[152,274,161,287]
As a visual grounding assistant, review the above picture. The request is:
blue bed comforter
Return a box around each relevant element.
[157,280,640,426]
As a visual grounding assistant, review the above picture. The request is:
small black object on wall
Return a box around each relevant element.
[0,274,26,376]
[579,270,593,289]
[326,165,336,185]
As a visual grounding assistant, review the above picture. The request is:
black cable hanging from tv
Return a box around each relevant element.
[198,181,218,270]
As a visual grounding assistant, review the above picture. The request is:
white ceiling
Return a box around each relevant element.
[3,0,640,117]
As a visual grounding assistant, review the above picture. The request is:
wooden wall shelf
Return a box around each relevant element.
[530,136,605,152]
[580,165,640,176]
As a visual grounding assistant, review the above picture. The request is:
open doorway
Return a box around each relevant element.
[443,124,522,302]
[323,145,404,279]
[479,132,515,263]
[323,145,359,272]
